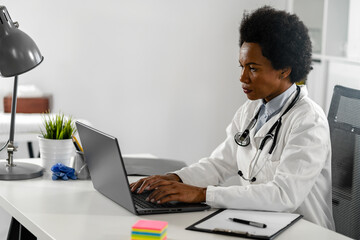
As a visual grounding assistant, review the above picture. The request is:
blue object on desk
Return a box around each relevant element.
[51,163,77,180]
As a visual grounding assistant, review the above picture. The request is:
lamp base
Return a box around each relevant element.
[0,162,43,180]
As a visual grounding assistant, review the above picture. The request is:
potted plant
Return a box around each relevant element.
[38,113,76,171]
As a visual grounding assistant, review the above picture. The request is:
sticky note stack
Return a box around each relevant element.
[131,219,168,240]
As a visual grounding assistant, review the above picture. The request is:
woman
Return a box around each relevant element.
[130,6,335,230]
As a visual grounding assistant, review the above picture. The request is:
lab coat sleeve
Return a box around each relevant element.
[205,107,330,212]
[173,110,242,187]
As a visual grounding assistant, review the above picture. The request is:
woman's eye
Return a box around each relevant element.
[249,67,257,72]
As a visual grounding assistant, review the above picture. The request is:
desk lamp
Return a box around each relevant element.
[0,5,44,180]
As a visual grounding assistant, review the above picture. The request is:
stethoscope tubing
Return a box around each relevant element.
[236,86,301,182]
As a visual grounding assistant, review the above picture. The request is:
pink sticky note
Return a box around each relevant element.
[132,220,168,231]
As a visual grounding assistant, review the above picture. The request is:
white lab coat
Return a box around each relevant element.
[174,85,335,230]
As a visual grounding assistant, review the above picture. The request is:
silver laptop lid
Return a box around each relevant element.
[76,121,137,214]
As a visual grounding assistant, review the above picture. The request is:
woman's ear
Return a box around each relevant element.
[280,67,292,80]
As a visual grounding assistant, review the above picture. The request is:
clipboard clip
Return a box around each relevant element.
[213,228,249,236]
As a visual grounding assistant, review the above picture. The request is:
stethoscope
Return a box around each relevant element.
[234,86,301,182]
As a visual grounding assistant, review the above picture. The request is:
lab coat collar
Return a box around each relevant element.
[252,85,307,143]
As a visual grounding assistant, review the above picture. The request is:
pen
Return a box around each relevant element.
[229,218,267,228]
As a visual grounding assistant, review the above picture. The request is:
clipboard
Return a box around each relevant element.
[186,209,302,240]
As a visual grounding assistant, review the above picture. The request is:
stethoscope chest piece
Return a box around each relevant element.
[234,131,250,146]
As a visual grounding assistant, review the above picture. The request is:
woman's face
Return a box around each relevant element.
[239,42,292,102]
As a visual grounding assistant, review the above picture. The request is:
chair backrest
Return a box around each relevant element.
[328,85,360,239]
[123,157,187,176]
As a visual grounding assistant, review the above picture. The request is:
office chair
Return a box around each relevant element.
[328,85,360,239]
[123,157,187,176]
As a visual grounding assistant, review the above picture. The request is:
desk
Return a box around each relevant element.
[0,158,351,240]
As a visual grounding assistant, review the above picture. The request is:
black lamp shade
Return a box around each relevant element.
[0,6,43,77]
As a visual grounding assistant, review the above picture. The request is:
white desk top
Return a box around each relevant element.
[0,158,351,240]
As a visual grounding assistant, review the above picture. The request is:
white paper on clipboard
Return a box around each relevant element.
[195,209,301,237]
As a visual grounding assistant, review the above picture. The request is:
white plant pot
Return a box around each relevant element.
[38,136,75,171]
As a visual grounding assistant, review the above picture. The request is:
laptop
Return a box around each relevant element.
[76,121,210,215]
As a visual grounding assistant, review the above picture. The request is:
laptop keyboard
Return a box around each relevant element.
[132,191,174,209]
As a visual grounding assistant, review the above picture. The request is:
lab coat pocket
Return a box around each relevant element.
[263,157,280,182]
[250,154,276,184]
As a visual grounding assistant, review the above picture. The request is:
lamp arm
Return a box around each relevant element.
[9,75,18,142]
[7,75,19,166]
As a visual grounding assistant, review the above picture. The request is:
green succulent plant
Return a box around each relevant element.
[41,113,76,139]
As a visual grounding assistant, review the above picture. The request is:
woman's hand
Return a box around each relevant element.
[145,181,207,204]
[129,173,181,194]
[130,174,207,204]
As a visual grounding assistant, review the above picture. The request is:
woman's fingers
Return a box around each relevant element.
[146,182,206,204]
[130,178,146,192]
[130,174,182,193]
[146,179,173,190]
[130,175,167,193]
[147,183,178,202]
[156,194,179,204]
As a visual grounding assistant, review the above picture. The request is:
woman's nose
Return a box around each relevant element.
[240,68,249,83]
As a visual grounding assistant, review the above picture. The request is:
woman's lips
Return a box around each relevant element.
[242,87,252,94]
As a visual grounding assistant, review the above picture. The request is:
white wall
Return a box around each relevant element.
[1,0,287,163]
[326,61,360,110]
[292,0,324,53]
[347,0,360,59]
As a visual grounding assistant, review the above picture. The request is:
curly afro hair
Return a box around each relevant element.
[239,6,312,83]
